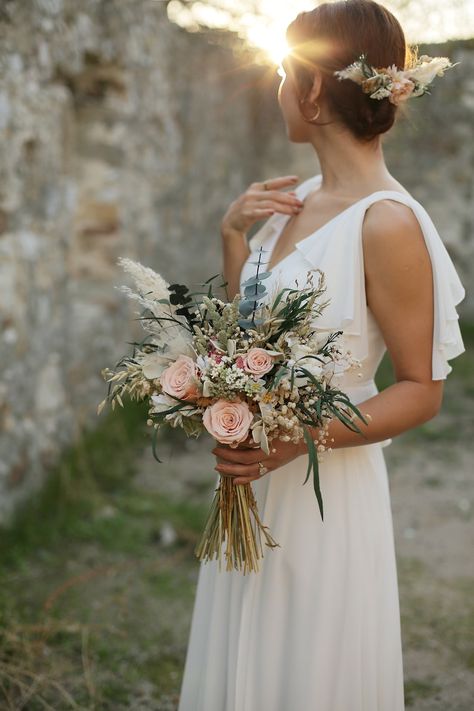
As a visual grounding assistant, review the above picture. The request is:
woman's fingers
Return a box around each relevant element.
[212,445,263,464]
[250,175,300,191]
[222,175,301,233]
[254,208,276,216]
[215,460,269,485]
[259,199,303,215]
[249,189,304,208]
[256,189,302,203]
[243,196,303,219]
[215,461,257,476]
[246,185,304,216]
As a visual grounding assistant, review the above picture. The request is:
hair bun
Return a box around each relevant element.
[286,0,409,141]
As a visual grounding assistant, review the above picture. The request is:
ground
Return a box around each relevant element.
[0,325,472,710]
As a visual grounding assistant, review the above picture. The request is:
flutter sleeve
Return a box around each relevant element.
[294,191,466,380]
[376,197,466,380]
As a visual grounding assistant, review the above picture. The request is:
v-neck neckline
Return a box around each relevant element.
[265,174,410,272]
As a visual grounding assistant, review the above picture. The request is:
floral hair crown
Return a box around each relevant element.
[334,53,459,105]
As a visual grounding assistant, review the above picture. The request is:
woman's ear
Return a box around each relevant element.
[306,69,323,104]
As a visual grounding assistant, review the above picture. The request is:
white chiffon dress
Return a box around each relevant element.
[177,173,466,711]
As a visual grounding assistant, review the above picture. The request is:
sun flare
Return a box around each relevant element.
[243,1,315,65]
[167,1,474,67]
[249,29,290,66]
[247,0,474,65]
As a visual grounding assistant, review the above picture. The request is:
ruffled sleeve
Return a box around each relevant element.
[295,190,466,380]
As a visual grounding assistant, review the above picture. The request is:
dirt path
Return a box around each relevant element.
[0,345,472,709]
[140,386,474,710]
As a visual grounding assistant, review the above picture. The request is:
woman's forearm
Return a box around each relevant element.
[221,228,250,301]
[300,379,443,453]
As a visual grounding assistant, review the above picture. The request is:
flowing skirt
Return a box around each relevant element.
[178,440,405,711]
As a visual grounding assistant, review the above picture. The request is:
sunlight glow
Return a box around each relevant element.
[167,1,474,66]
[242,1,314,65]
[248,31,290,66]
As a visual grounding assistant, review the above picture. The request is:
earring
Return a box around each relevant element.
[299,97,321,123]
[307,103,321,121]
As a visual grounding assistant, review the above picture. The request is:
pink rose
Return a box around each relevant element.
[203,399,254,446]
[159,354,201,402]
[388,78,415,105]
[242,348,274,376]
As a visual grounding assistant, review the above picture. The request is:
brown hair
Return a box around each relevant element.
[285,0,415,141]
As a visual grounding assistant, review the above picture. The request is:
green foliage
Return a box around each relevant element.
[0,399,210,708]
[0,399,150,567]
[238,247,270,329]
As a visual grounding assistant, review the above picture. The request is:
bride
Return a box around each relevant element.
[178,1,465,709]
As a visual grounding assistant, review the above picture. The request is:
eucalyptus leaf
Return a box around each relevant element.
[238,318,255,329]
[244,284,267,297]
[241,276,263,287]
[238,300,256,317]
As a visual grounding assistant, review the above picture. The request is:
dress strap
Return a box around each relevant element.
[295,189,466,379]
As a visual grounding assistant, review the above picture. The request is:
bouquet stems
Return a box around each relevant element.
[194,474,280,574]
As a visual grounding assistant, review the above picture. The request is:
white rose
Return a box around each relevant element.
[151,393,176,412]
[290,343,312,361]
[141,352,169,380]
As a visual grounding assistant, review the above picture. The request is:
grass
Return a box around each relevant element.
[0,319,472,709]
[404,678,441,707]
[399,557,474,707]
[0,400,149,565]
[0,400,209,709]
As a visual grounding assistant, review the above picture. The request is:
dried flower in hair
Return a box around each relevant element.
[334,53,459,105]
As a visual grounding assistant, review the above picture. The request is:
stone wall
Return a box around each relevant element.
[0,0,472,524]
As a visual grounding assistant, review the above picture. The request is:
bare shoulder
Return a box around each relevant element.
[361,198,431,280]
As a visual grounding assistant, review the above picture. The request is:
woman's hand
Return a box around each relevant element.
[220,174,303,303]
[220,174,304,237]
[212,434,305,485]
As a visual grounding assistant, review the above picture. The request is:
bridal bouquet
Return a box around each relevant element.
[97,249,368,573]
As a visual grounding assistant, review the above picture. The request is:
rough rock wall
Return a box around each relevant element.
[0,0,472,523]
[0,0,269,523]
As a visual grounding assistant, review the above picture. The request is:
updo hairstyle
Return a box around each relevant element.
[285,0,417,141]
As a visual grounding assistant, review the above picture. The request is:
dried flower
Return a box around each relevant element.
[334,53,459,105]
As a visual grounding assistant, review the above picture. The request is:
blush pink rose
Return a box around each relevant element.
[242,348,274,376]
[159,355,201,401]
[389,78,415,105]
[203,399,254,446]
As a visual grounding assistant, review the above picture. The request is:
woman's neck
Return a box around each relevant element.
[309,127,395,198]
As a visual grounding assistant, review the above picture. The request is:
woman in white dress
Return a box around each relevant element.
[178,1,465,709]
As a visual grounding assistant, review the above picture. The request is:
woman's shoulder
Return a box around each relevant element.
[361,192,431,268]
